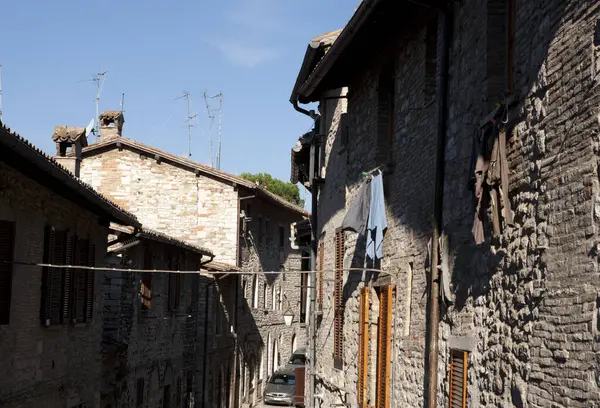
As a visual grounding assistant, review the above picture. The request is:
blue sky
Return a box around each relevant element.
[0,0,354,201]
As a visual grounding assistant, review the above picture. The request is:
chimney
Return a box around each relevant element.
[52,126,88,177]
[99,110,124,141]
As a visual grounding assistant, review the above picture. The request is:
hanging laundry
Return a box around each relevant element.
[341,178,372,234]
[468,105,514,245]
[366,171,387,260]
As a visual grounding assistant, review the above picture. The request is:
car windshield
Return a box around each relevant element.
[288,354,306,365]
[269,373,296,385]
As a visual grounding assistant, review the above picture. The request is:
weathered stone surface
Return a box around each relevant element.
[302,1,600,408]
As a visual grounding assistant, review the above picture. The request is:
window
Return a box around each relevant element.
[41,227,90,326]
[267,333,272,376]
[252,275,258,308]
[376,285,392,408]
[358,287,370,407]
[258,217,264,244]
[278,226,285,249]
[0,221,15,325]
[163,384,171,408]
[339,113,349,150]
[486,0,517,103]
[141,246,152,311]
[333,230,344,369]
[271,285,276,311]
[273,338,279,372]
[71,238,95,323]
[168,255,182,310]
[259,347,264,380]
[448,350,468,408]
[215,288,223,335]
[278,289,282,311]
[317,242,324,311]
[424,18,438,100]
[268,373,295,385]
[176,377,182,408]
[507,0,516,94]
[265,220,271,245]
[136,378,145,407]
[263,282,267,308]
[376,62,396,166]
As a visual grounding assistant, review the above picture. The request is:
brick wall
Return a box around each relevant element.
[79,148,239,265]
[0,162,108,408]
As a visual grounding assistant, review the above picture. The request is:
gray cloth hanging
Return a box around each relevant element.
[341,179,371,234]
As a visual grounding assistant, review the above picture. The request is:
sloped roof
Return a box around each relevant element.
[0,121,140,227]
[202,261,242,273]
[79,137,309,216]
[139,227,213,257]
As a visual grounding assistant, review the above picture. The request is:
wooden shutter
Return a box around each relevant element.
[141,246,152,310]
[376,285,392,408]
[42,228,66,326]
[61,231,75,323]
[168,255,181,310]
[85,243,95,322]
[0,221,15,325]
[72,238,88,323]
[333,230,344,369]
[317,242,324,311]
[358,287,370,407]
[448,350,468,408]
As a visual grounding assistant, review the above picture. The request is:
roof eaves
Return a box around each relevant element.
[297,0,383,102]
[139,227,214,257]
[0,121,140,227]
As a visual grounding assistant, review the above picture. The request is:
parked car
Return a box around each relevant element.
[286,347,307,367]
[264,367,296,406]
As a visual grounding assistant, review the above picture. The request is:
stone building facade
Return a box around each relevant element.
[100,227,213,408]
[0,123,140,407]
[72,114,308,407]
[290,1,600,408]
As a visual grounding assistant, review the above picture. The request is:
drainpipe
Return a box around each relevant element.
[199,255,215,408]
[426,4,453,408]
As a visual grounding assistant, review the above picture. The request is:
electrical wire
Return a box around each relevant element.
[1,260,393,277]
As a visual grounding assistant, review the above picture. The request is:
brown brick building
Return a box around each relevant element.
[70,112,309,407]
[0,122,140,407]
[291,1,600,407]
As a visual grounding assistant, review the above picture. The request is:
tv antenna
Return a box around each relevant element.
[0,64,3,122]
[120,93,125,115]
[176,91,197,159]
[79,70,107,140]
[203,90,223,169]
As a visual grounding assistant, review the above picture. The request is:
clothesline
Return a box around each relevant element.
[1,260,393,277]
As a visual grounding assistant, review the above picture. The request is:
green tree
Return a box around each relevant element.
[240,172,305,208]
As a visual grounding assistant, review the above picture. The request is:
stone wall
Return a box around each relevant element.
[213,195,307,408]
[0,162,108,408]
[100,239,207,408]
[440,1,600,407]
[308,1,600,407]
[79,147,239,265]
